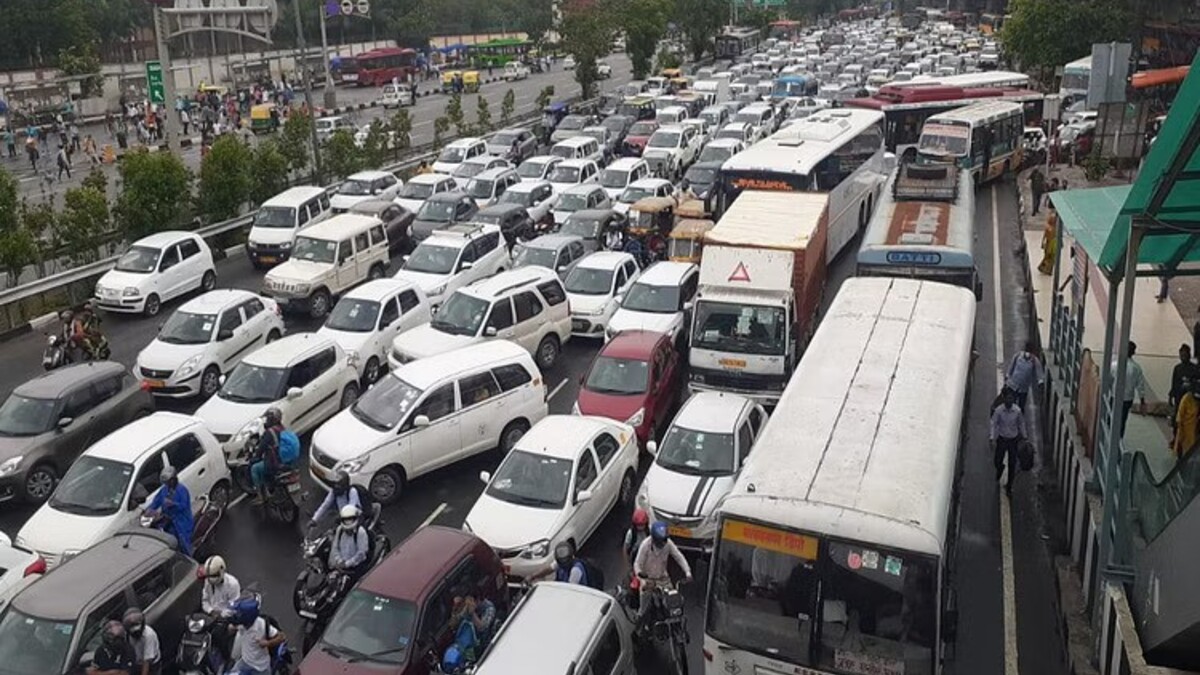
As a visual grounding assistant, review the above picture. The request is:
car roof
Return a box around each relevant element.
[629,177,672,189]
[427,191,469,203]
[359,526,480,600]
[348,199,397,215]
[562,183,603,195]
[558,159,595,168]
[263,186,326,205]
[178,289,257,314]
[672,391,753,434]
[514,415,618,458]
[16,361,128,398]
[576,251,633,269]
[707,138,742,147]
[13,531,180,621]
[477,203,525,216]
[522,233,582,250]
[475,583,612,674]
[300,213,380,239]
[447,137,484,148]
[721,121,751,130]
[466,266,557,297]
[424,222,500,246]
[523,155,560,165]
[654,124,686,134]
[473,167,516,181]
[556,136,595,146]
[606,158,646,170]
[85,411,204,461]
[342,278,418,302]
[636,260,696,285]
[132,230,195,249]
[599,329,668,359]
[462,155,501,166]
[347,170,394,181]
[409,173,454,185]
[244,332,339,367]
[393,340,531,390]
[507,179,550,193]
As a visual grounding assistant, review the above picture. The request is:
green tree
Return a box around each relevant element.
[559,4,614,99]
[504,0,555,45]
[0,170,35,285]
[114,149,192,240]
[57,44,104,98]
[56,187,110,265]
[501,89,516,126]
[676,0,725,60]
[0,169,18,234]
[249,140,290,206]
[197,135,252,223]
[391,108,414,153]
[620,0,672,79]
[323,130,365,181]
[81,167,107,195]
[1001,0,1132,84]
[476,97,493,134]
[536,86,556,110]
[655,46,682,71]
[361,120,393,169]
[446,94,468,136]
[433,116,450,149]
[739,5,777,33]
[279,111,314,175]
[21,200,57,275]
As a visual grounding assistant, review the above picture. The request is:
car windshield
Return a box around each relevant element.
[514,246,558,269]
[351,376,422,431]
[918,122,969,157]
[399,182,435,199]
[431,292,488,336]
[549,166,582,183]
[338,179,372,196]
[655,425,735,474]
[438,146,467,163]
[115,245,160,273]
[404,243,458,274]
[600,169,631,189]
[686,166,718,185]
[648,131,681,148]
[218,362,288,403]
[561,218,600,239]
[498,190,534,207]
[454,163,487,179]
[550,145,579,159]
[629,122,657,136]
[319,590,417,665]
[565,267,613,295]
[559,116,587,131]
[326,298,380,333]
[701,112,723,126]
[557,193,589,211]
[0,608,75,675]
[733,112,761,125]
[416,200,456,222]
[699,145,733,162]
[466,179,495,200]
[158,310,216,345]
[292,236,338,263]
[619,186,655,204]
[622,282,680,313]
[48,455,134,516]
[0,393,58,436]
[486,450,571,508]
[493,131,521,146]
[584,356,648,395]
[254,206,296,228]
[518,160,550,179]
[602,117,630,133]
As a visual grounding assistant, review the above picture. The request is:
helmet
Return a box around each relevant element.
[60,310,73,322]
[101,620,126,648]
[650,521,668,545]
[339,504,361,530]
[230,593,261,627]
[204,555,227,581]
[160,465,177,483]
[332,471,350,497]
[554,541,575,569]
[632,508,649,528]
[263,407,283,427]
[122,607,146,637]
[442,644,466,673]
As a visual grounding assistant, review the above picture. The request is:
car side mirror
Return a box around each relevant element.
[413,414,431,428]
[402,254,410,264]
[485,326,498,337]
[684,301,694,311]
[286,386,303,400]
[576,489,593,504]
[974,279,984,302]
[219,374,227,386]
[646,440,658,455]
[479,470,492,484]
[57,417,73,430]
[130,483,150,509]
[556,264,567,272]
[217,328,234,341]
[459,261,474,271]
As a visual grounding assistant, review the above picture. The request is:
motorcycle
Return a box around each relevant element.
[618,577,689,675]
[140,493,225,557]
[42,334,73,371]
[174,612,229,675]
[229,421,304,524]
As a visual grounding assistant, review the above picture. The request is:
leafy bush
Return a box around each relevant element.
[322,130,365,181]
[197,135,252,223]
[1083,150,1111,182]
[56,187,110,265]
[114,149,193,240]
[249,140,290,206]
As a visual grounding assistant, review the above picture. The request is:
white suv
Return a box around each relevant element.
[390,267,571,371]
[393,223,511,308]
[432,137,487,176]
[642,124,700,180]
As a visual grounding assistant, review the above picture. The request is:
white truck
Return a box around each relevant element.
[692,78,731,105]
[687,191,829,405]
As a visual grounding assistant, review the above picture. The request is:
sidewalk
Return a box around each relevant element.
[1020,164,1183,481]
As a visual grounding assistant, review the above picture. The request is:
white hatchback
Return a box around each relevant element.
[135,290,285,399]
[546,159,600,197]
[606,261,699,342]
[496,180,558,224]
[464,415,639,581]
[394,173,456,213]
[565,252,641,339]
[194,333,361,452]
[94,231,217,316]
[516,155,564,184]
[318,279,432,386]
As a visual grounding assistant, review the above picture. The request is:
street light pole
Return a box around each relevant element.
[318,1,338,110]
[152,3,179,150]
[292,0,324,180]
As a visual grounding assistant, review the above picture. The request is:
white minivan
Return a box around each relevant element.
[247,186,332,269]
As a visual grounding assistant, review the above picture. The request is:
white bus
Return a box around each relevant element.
[718,108,889,263]
[703,277,976,675]
[928,70,1030,89]
[1060,55,1091,102]
[857,163,982,299]
[917,100,1025,183]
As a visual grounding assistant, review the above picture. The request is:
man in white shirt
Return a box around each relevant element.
[1113,340,1147,437]
[123,608,161,675]
[230,595,285,675]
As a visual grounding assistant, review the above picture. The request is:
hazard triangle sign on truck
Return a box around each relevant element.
[728,261,751,283]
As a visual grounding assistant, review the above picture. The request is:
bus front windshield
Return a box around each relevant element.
[707,522,937,674]
[918,122,970,158]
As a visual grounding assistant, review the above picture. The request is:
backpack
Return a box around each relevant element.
[578,557,605,591]
[278,429,301,464]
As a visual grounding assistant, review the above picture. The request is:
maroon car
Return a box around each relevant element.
[576,329,681,445]
[622,120,659,157]
[296,526,508,675]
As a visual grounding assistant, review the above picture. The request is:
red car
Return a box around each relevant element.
[622,120,659,157]
[575,329,681,445]
[296,526,508,675]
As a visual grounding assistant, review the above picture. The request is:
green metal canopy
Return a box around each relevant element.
[1049,185,1130,265]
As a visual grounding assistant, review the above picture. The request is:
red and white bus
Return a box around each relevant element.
[845,84,1043,159]
[354,48,419,87]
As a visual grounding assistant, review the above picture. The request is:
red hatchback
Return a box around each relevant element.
[296,526,508,675]
[576,329,681,445]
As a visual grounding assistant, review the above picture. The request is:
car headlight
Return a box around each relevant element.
[337,457,369,475]
[0,456,23,477]
[280,241,292,249]
[247,241,259,250]
[176,354,204,378]
[520,539,551,559]
[626,408,645,426]
[429,284,447,297]
[295,283,312,295]
[61,549,82,563]
[572,401,581,415]
[123,287,140,297]
[347,351,361,367]
[589,305,607,316]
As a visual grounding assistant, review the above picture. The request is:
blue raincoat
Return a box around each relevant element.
[150,482,194,556]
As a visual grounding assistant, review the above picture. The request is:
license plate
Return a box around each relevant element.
[144,379,165,389]
[668,525,692,538]
[259,256,276,264]
[298,610,317,619]
[719,358,747,368]
[287,482,301,493]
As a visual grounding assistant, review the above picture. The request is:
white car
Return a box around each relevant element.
[463,415,638,580]
[697,138,745,164]
[432,137,487,176]
[517,155,564,184]
[135,290,285,399]
[552,183,612,225]
[636,392,768,554]
[606,261,699,342]
[380,82,415,108]
[317,279,433,386]
[565,252,641,338]
[597,61,612,78]
[394,223,511,308]
[394,173,457,213]
[0,532,42,606]
[547,159,600,197]
[614,178,674,216]
[598,158,651,201]
[316,115,355,140]
[14,412,231,568]
[331,170,402,213]
[563,55,578,70]
[496,180,558,224]
[642,125,701,180]
[681,118,714,148]
[504,62,531,80]
[94,231,217,316]
[452,155,512,190]
[194,333,361,452]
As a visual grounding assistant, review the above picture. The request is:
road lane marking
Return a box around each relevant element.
[548,379,568,401]
[421,502,448,528]
[992,184,1020,675]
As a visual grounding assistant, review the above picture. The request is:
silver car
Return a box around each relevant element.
[512,234,588,279]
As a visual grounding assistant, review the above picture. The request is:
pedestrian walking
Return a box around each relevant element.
[990,387,1027,496]
[3,128,14,159]
[1157,266,1172,302]
[181,109,191,136]
[26,138,39,171]
[1169,343,1200,428]
[56,145,72,180]
[1114,341,1147,437]
[1004,341,1045,410]
[1172,377,1199,458]
[83,135,99,167]
[1037,206,1058,275]
[1029,167,1045,215]
[69,122,81,154]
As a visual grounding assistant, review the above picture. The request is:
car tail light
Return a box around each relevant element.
[24,556,46,577]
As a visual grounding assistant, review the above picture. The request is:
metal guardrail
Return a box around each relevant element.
[0,98,595,317]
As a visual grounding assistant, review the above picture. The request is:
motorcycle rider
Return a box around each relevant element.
[229,593,286,675]
[87,620,136,675]
[57,309,79,363]
[622,508,650,568]
[123,607,161,675]
[77,301,106,359]
[146,466,194,556]
[251,407,294,504]
[328,504,370,591]
[308,471,367,532]
[633,521,692,631]
[200,556,241,664]
[553,541,588,586]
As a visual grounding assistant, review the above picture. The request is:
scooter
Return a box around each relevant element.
[229,422,303,524]
[175,612,229,675]
[141,493,225,557]
[42,334,72,371]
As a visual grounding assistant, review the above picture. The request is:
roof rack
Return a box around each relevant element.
[893,161,959,202]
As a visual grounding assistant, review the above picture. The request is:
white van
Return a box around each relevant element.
[247,186,331,269]
[380,82,415,108]
[550,136,604,166]
[309,340,549,504]
[262,214,391,319]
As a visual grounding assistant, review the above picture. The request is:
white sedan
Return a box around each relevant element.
[136,290,285,399]
[463,415,639,581]
[317,279,433,386]
[565,252,641,339]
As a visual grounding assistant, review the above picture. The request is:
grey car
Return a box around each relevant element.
[683,160,723,200]
[513,234,588,279]
[348,198,417,252]
[487,128,538,164]
[411,192,479,243]
[0,529,201,674]
[0,362,154,504]
[561,209,625,253]
[474,203,535,249]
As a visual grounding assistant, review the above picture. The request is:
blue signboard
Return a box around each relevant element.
[886,251,941,266]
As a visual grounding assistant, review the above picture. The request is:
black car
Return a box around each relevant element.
[348,198,417,252]
[600,114,635,148]
[683,161,723,200]
[411,192,479,243]
[561,208,626,253]
[474,203,534,248]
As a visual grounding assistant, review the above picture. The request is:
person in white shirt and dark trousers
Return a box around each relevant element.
[1114,341,1147,437]
[1005,341,1045,410]
[991,388,1027,496]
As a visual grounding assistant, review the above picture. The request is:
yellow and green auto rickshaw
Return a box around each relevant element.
[249,103,277,133]
[441,70,462,93]
[463,70,481,93]
[668,218,715,264]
